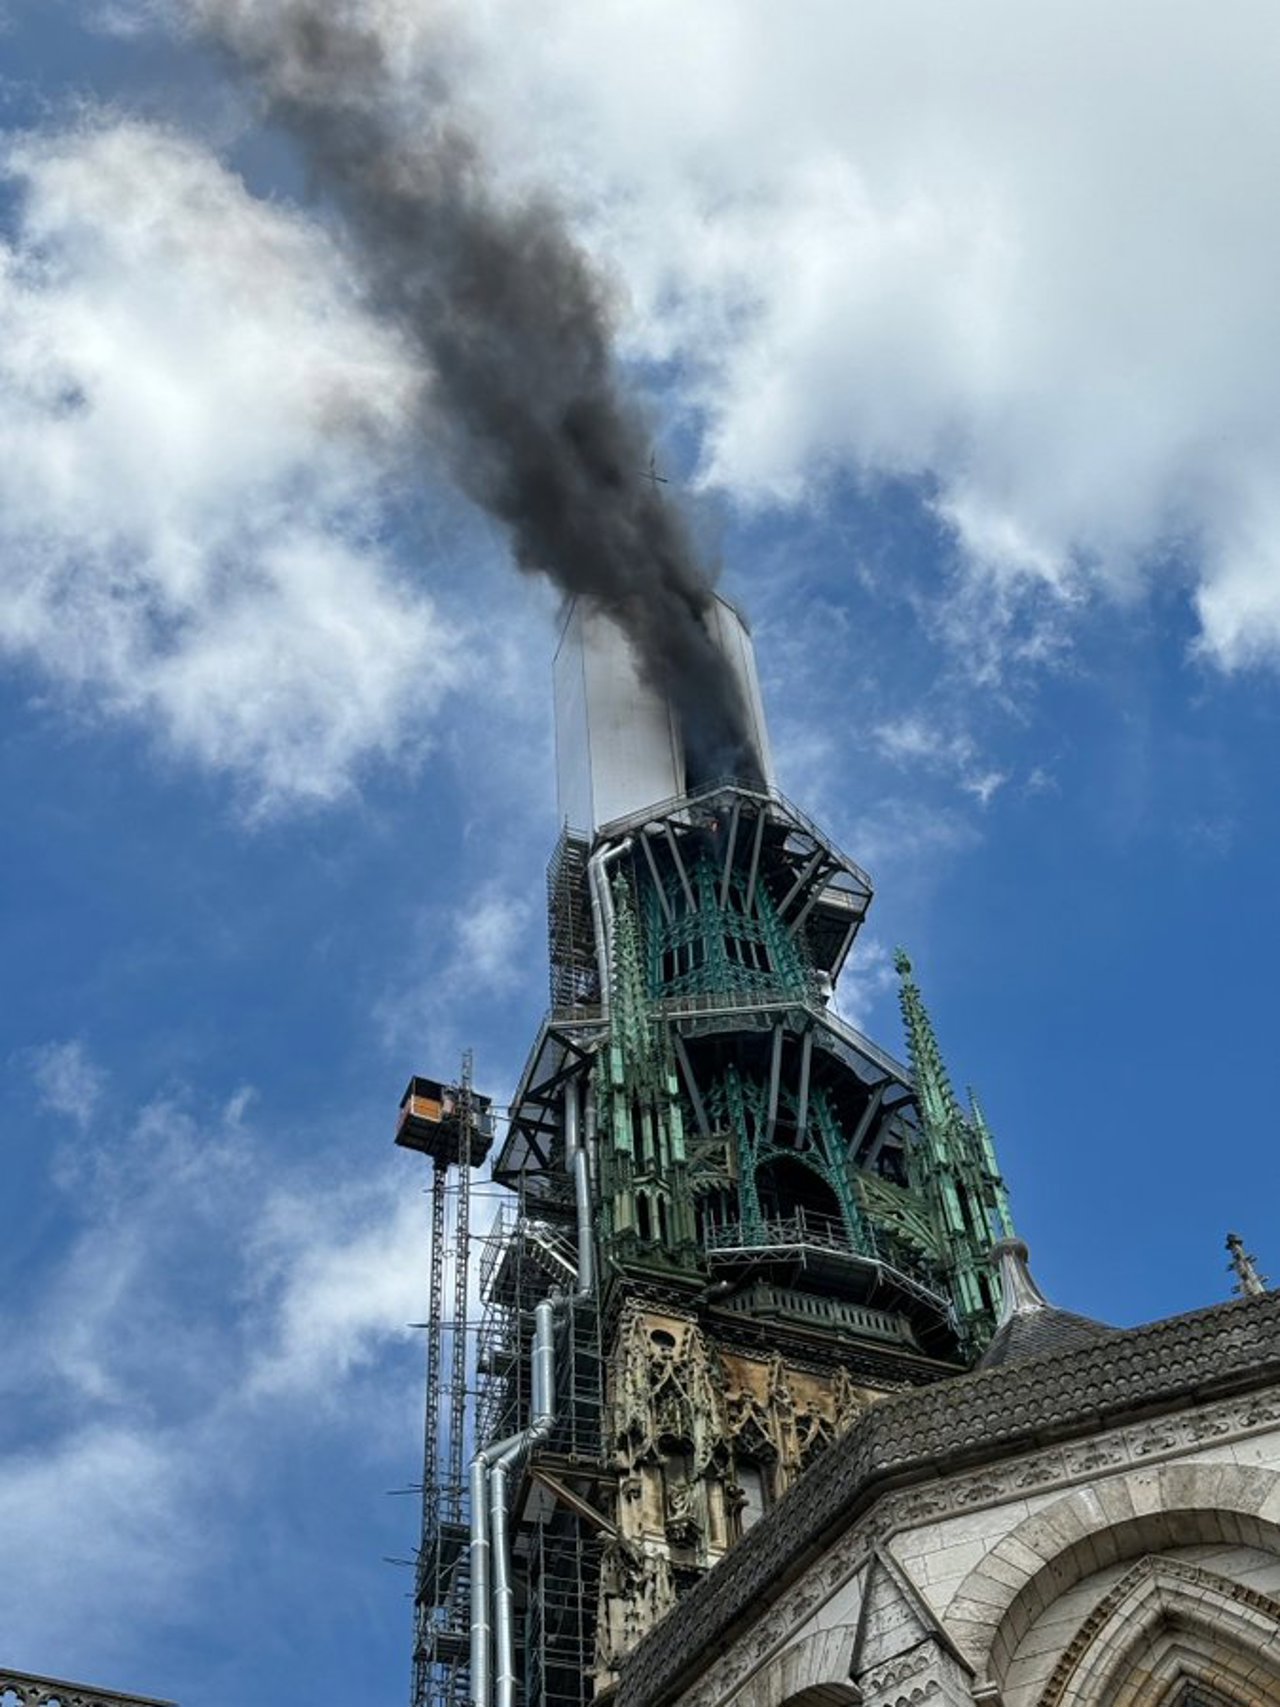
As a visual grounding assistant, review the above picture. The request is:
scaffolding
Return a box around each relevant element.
[525,1518,605,1707]
[547,829,598,1013]
[406,1084,607,1707]
[477,1185,606,1707]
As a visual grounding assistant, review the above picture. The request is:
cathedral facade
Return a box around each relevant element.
[617,1259,1280,1707]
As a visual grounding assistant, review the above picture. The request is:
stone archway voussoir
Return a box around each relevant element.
[733,1625,859,1707]
[948,1459,1280,1679]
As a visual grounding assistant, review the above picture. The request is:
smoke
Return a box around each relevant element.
[187,0,762,788]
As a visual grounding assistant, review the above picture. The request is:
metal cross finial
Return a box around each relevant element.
[1226,1231,1269,1298]
[643,452,669,491]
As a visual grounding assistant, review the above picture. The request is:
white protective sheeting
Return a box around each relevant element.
[553,594,773,833]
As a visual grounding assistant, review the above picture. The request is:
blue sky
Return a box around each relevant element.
[4,2,1280,1703]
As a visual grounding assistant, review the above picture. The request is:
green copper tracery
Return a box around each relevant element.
[646,854,811,1002]
[598,870,692,1260]
[590,842,1013,1352]
[696,1069,872,1252]
[893,948,1013,1345]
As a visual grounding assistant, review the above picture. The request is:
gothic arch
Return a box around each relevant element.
[730,1628,860,1707]
[1039,1554,1280,1705]
[944,1461,1280,1685]
[754,1152,844,1226]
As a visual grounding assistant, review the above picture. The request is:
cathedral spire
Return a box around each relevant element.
[895,948,1016,1351]
[894,949,962,1137]
[609,867,655,1074]
[1226,1231,1269,1298]
[967,1087,1015,1240]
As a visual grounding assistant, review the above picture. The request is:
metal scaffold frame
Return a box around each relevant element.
[405,1060,608,1707]
[477,1176,607,1707]
[548,829,600,1013]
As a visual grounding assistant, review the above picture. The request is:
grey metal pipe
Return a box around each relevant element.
[469,1454,492,1707]
[564,1080,595,1298]
[564,1072,579,1175]
[532,1298,556,1422]
[587,838,632,1015]
[572,1146,593,1295]
[490,1460,516,1707]
[583,1079,599,1200]
[486,1301,559,1707]
[469,1428,524,1707]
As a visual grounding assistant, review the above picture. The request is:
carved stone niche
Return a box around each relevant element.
[857,1642,975,1707]
[595,1541,679,1684]
[610,1309,725,1471]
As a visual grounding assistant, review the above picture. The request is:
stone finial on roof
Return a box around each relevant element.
[993,1237,1051,1322]
[979,1237,1113,1369]
[1227,1231,1269,1298]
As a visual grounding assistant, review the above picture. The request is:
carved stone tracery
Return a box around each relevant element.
[0,1676,171,1707]
[599,1302,880,1681]
[1039,1556,1280,1707]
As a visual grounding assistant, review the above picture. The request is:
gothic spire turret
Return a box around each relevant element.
[967,1087,1015,1241]
[609,868,657,1077]
[894,948,962,1137]
[895,949,1014,1349]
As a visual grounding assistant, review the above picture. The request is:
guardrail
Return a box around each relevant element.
[592,779,874,898]
[705,1209,854,1254]
[547,989,912,1088]
[703,1214,952,1318]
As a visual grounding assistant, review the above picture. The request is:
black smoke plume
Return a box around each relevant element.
[192,0,762,789]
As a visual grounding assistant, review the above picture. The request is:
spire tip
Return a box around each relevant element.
[1226,1231,1269,1298]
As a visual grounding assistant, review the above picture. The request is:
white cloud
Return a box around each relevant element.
[375,877,540,1076]
[26,1038,106,1130]
[456,885,536,994]
[434,0,1280,671]
[874,715,1007,807]
[1193,492,1280,667]
[31,1,1280,758]
[961,769,1008,808]
[244,1178,424,1402]
[831,935,896,1034]
[844,793,981,883]
[0,1072,428,1659]
[0,1424,195,1662]
[875,717,971,770]
[0,118,462,809]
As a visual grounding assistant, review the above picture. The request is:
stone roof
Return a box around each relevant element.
[978,1302,1114,1367]
[617,1289,1280,1707]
